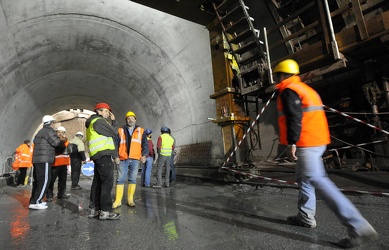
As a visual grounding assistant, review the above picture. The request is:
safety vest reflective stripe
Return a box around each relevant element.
[87,118,115,157]
[278,105,324,116]
[55,155,70,159]
[132,128,141,143]
[277,75,330,147]
[160,134,174,156]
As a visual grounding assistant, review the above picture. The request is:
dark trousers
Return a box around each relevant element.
[47,165,68,198]
[89,174,97,209]
[70,157,82,187]
[30,163,51,204]
[90,156,114,212]
[170,153,176,182]
[17,168,28,185]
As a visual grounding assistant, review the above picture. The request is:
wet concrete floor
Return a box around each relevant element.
[0,174,388,250]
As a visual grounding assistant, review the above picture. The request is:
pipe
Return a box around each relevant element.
[323,0,341,60]
[383,78,389,110]
[263,27,273,85]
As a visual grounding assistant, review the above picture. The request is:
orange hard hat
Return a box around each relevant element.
[94,102,111,111]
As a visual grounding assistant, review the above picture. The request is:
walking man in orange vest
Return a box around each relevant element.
[112,111,148,208]
[274,59,377,248]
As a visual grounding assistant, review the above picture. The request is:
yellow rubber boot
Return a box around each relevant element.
[127,184,136,207]
[24,176,29,186]
[112,184,124,208]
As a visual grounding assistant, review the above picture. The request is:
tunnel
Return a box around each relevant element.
[0,0,224,166]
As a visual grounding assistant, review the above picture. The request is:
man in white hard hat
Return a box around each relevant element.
[29,115,64,210]
[69,131,86,190]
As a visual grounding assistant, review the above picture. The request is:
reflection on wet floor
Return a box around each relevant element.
[1,180,389,249]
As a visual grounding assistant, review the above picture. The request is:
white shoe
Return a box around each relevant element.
[40,202,47,205]
[28,203,48,210]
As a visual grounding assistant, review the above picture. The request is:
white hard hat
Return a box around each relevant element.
[42,115,56,124]
[56,126,66,132]
[75,131,84,137]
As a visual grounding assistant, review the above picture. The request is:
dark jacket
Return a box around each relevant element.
[85,114,119,160]
[32,125,64,164]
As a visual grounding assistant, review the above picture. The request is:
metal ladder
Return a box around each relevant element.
[211,0,268,95]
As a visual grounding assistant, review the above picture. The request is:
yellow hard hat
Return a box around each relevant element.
[125,111,136,119]
[273,59,300,74]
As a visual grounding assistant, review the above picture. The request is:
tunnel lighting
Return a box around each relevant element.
[207,118,216,121]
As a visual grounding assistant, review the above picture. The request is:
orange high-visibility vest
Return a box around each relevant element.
[118,126,144,160]
[53,141,70,167]
[276,75,330,147]
[13,143,33,169]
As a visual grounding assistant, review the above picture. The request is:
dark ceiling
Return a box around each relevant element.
[131,0,216,26]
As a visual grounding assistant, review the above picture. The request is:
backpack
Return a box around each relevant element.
[67,143,79,154]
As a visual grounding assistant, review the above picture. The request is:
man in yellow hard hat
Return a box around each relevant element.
[112,111,148,208]
[273,59,377,248]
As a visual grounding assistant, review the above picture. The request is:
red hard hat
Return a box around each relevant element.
[94,102,111,111]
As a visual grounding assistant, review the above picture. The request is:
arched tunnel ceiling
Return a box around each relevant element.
[0,0,223,161]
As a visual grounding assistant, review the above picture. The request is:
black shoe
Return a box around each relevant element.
[287,216,316,228]
[46,198,53,202]
[70,185,82,190]
[99,210,120,220]
[58,193,70,199]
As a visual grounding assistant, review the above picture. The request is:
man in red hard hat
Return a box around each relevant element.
[85,102,120,220]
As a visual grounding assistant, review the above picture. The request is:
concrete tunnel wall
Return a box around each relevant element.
[0,0,224,168]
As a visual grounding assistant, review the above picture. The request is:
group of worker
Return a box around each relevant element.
[86,104,175,220]
[12,127,86,194]
[16,58,378,247]
[21,102,175,221]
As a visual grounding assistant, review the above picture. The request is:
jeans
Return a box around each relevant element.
[117,159,140,184]
[141,157,153,186]
[156,155,171,186]
[296,145,372,237]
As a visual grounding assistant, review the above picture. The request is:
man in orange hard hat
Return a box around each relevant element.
[274,59,377,248]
